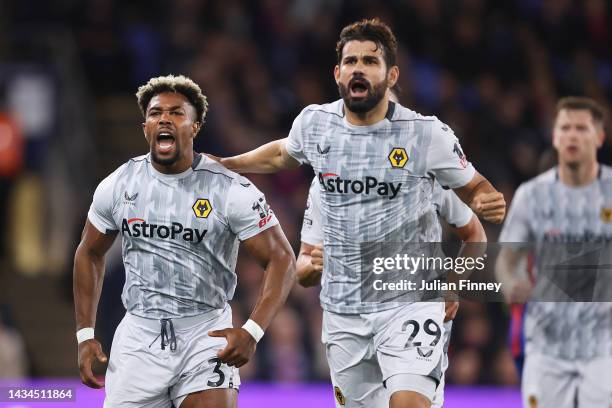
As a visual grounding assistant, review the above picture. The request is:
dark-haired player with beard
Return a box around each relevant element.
[497,97,612,408]
[297,176,487,408]
[295,89,488,408]
[219,19,505,408]
[73,75,296,408]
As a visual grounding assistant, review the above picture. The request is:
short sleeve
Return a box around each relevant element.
[285,109,309,165]
[427,119,475,189]
[435,187,473,228]
[226,176,279,241]
[301,179,323,245]
[87,172,120,234]
[499,184,533,242]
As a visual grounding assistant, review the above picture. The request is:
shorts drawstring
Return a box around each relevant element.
[148,318,177,351]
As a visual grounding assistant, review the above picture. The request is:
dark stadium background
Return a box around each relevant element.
[0,0,610,405]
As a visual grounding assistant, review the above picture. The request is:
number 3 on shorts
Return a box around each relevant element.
[207,357,225,387]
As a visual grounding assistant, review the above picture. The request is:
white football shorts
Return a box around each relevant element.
[522,353,612,408]
[104,305,240,408]
[322,302,446,407]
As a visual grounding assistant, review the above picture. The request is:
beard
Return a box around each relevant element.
[338,78,387,113]
[150,144,181,166]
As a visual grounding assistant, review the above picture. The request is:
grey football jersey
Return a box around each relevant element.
[301,177,473,311]
[500,166,612,359]
[302,177,473,244]
[288,100,475,314]
[88,153,278,319]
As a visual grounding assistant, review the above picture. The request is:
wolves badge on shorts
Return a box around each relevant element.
[334,386,346,406]
[528,395,537,408]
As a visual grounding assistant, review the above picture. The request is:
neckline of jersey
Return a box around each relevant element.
[147,155,194,181]
[341,101,395,132]
[342,115,390,132]
[555,165,603,191]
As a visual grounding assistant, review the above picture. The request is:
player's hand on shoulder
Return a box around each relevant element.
[204,153,222,163]
[208,327,256,368]
[471,191,506,224]
[77,339,107,389]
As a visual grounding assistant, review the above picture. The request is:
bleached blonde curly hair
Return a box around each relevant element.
[136,74,208,124]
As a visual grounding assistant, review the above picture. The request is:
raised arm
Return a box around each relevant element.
[209,225,296,367]
[454,171,506,224]
[74,220,117,388]
[425,118,506,225]
[220,138,300,174]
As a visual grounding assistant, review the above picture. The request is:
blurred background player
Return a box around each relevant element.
[507,149,558,377]
[218,18,505,408]
[73,75,296,408]
[297,173,487,407]
[496,96,612,407]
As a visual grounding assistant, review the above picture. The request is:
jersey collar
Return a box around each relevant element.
[191,152,203,169]
[147,154,193,181]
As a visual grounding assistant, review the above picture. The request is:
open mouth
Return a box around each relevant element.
[349,78,370,98]
[156,131,176,154]
[566,145,579,154]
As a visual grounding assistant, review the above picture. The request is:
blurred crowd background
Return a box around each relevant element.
[1,0,611,387]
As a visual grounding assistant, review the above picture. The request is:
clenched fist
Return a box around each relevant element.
[310,244,324,273]
[471,192,506,224]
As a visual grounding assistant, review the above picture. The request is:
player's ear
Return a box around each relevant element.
[596,127,605,148]
[387,66,399,89]
[192,122,201,138]
[334,65,340,84]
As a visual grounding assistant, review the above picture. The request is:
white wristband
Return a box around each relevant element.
[76,327,95,344]
[241,319,264,343]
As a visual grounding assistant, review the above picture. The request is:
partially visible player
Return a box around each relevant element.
[496,96,612,407]
[218,19,504,408]
[73,75,296,408]
[298,176,486,408]
[507,149,558,376]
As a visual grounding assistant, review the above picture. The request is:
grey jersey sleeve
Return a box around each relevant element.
[300,178,323,245]
[87,167,122,234]
[499,183,532,241]
[427,119,476,189]
[226,176,279,241]
[435,187,473,228]
[285,108,310,165]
